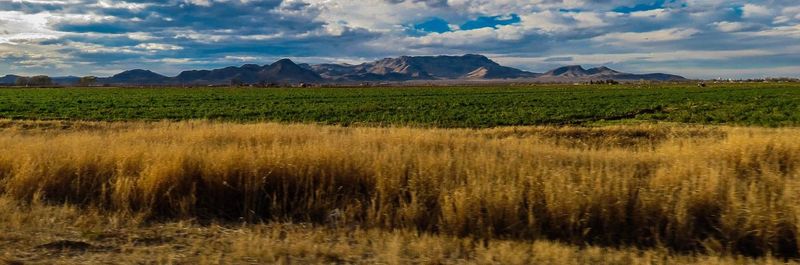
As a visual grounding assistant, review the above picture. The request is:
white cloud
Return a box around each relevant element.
[565,11,609,28]
[752,24,800,38]
[8,0,84,4]
[184,0,212,7]
[774,16,792,24]
[135,43,183,51]
[224,55,260,61]
[409,27,507,46]
[629,9,671,19]
[493,49,778,67]
[67,41,142,54]
[592,28,700,44]
[128,32,157,41]
[741,4,772,18]
[239,33,284,41]
[774,6,800,24]
[0,11,63,44]
[91,1,152,11]
[517,11,571,32]
[158,58,192,63]
[304,0,437,32]
[173,30,226,43]
[712,21,752,32]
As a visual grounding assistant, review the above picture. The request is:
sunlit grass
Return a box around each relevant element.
[0,120,798,261]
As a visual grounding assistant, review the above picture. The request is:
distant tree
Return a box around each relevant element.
[258,80,276,87]
[79,76,98,86]
[230,77,243,86]
[15,76,30,87]
[29,75,53,86]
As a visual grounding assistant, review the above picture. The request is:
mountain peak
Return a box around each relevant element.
[272,58,296,65]
[347,54,521,80]
[461,54,490,60]
[25,55,685,85]
[118,69,152,73]
[241,64,262,70]
[260,58,323,83]
[536,64,686,81]
[106,69,168,84]
[546,65,589,77]
[586,66,621,75]
[112,69,165,79]
[270,59,303,70]
[0,74,21,84]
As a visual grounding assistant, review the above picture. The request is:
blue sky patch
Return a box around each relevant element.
[413,14,521,34]
[613,0,667,13]
[460,14,521,31]
[56,23,130,34]
[414,18,452,33]
[732,6,744,18]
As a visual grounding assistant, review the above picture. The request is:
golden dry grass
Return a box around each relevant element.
[0,196,795,264]
[0,120,799,262]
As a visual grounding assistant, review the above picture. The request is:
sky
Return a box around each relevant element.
[0,0,798,79]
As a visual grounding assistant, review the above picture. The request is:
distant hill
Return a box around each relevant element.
[537,65,685,82]
[0,75,21,85]
[302,55,683,82]
[171,59,322,85]
[52,76,80,85]
[0,74,79,85]
[1,55,687,85]
[101,69,169,84]
[306,54,538,81]
[259,59,323,83]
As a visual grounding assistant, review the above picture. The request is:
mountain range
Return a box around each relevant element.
[0,74,80,85]
[0,54,686,85]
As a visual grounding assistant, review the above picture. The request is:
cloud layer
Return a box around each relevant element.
[1,0,798,78]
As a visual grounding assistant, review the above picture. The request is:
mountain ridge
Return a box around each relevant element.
[1,54,687,85]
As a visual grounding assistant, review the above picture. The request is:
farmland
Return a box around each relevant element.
[0,83,799,127]
[1,83,800,264]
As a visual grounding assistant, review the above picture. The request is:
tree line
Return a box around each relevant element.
[14,76,53,86]
[5,76,99,87]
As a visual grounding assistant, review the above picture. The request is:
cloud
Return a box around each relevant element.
[224,55,261,61]
[135,43,183,51]
[741,4,772,18]
[593,28,700,44]
[629,8,671,19]
[712,21,756,32]
[0,0,797,78]
[752,24,800,38]
[0,11,63,44]
[544,56,573,62]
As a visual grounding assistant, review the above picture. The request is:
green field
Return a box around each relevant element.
[1,83,798,127]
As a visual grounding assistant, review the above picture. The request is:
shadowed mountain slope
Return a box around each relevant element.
[2,55,687,85]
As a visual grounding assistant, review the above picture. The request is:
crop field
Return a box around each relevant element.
[0,83,799,127]
[1,84,800,264]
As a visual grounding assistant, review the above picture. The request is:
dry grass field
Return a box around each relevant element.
[0,119,798,263]
[1,196,794,265]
